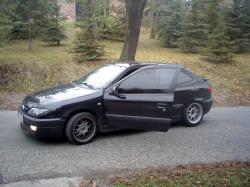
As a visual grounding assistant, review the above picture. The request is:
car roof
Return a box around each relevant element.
[113,62,184,69]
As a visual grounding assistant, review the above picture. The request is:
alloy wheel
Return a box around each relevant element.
[186,103,203,124]
[72,117,96,143]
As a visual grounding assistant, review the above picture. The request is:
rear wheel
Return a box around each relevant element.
[183,102,204,127]
[65,112,97,145]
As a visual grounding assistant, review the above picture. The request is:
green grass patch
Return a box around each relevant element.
[111,162,250,187]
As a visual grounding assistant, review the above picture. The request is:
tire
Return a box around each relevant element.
[183,102,204,127]
[65,112,97,145]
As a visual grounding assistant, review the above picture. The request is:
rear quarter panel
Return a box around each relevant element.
[172,79,211,121]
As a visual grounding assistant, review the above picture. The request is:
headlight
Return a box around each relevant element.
[28,108,48,117]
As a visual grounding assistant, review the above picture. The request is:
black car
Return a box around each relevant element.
[18,63,213,144]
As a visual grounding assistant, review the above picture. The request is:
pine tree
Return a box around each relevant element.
[73,0,104,62]
[205,1,233,63]
[178,0,208,53]
[225,0,242,52]
[226,0,250,52]
[157,0,186,48]
[8,0,49,50]
[238,0,250,51]
[42,0,65,46]
[0,1,12,45]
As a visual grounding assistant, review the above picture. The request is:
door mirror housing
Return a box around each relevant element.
[111,86,125,99]
[112,86,119,95]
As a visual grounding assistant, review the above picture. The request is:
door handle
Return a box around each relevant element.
[117,94,126,99]
[157,103,168,109]
[157,105,167,112]
[190,88,199,92]
[157,106,167,109]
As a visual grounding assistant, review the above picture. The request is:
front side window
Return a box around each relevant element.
[118,68,177,94]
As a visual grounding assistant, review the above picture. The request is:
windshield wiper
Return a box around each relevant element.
[72,80,79,84]
[80,82,94,89]
[72,81,93,88]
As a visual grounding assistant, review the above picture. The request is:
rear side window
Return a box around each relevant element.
[118,67,177,94]
[177,71,193,85]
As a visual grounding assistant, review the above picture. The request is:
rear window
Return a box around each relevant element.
[177,71,193,84]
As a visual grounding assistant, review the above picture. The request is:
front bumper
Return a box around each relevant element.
[18,108,65,139]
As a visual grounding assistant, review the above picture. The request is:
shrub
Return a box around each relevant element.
[73,20,104,63]
[97,16,125,41]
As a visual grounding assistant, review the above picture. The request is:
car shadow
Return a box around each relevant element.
[97,122,189,139]
[170,122,186,128]
[98,129,145,138]
[25,122,201,145]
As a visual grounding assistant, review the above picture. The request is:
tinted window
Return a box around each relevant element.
[118,68,176,94]
[118,68,140,81]
[177,71,193,84]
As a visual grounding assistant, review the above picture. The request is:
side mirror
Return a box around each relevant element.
[111,86,125,99]
[112,86,119,95]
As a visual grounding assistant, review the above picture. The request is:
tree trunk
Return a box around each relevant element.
[28,19,32,51]
[150,27,156,39]
[149,0,156,39]
[119,0,148,62]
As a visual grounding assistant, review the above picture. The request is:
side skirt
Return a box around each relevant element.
[104,114,171,132]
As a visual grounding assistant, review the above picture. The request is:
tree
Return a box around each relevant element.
[178,0,208,53]
[225,0,241,52]
[73,0,104,62]
[0,1,12,45]
[240,0,250,51]
[226,0,250,52]
[42,0,65,46]
[96,0,110,16]
[97,15,125,41]
[147,0,158,39]
[205,0,233,62]
[157,0,186,48]
[96,0,126,41]
[8,0,49,50]
[119,0,148,61]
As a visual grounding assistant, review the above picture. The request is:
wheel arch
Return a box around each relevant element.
[64,109,100,131]
[182,100,205,120]
[192,99,205,110]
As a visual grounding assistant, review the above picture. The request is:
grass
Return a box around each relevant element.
[0,23,249,105]
[103,28,250,105]
[111,162,250,187]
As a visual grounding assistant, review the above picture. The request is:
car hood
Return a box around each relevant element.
[24,83,98,105]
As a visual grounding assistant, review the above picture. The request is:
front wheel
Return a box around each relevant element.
[65,112,97,145]
[183,102,204,127]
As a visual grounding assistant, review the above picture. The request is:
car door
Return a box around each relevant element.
[103,66,178,132]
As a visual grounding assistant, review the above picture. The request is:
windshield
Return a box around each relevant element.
[75,65,126,89]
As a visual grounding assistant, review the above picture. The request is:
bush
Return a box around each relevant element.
[0,25,11,45]
[73,20,104,63]
[97,16,125,41]
[42,24,66,46]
